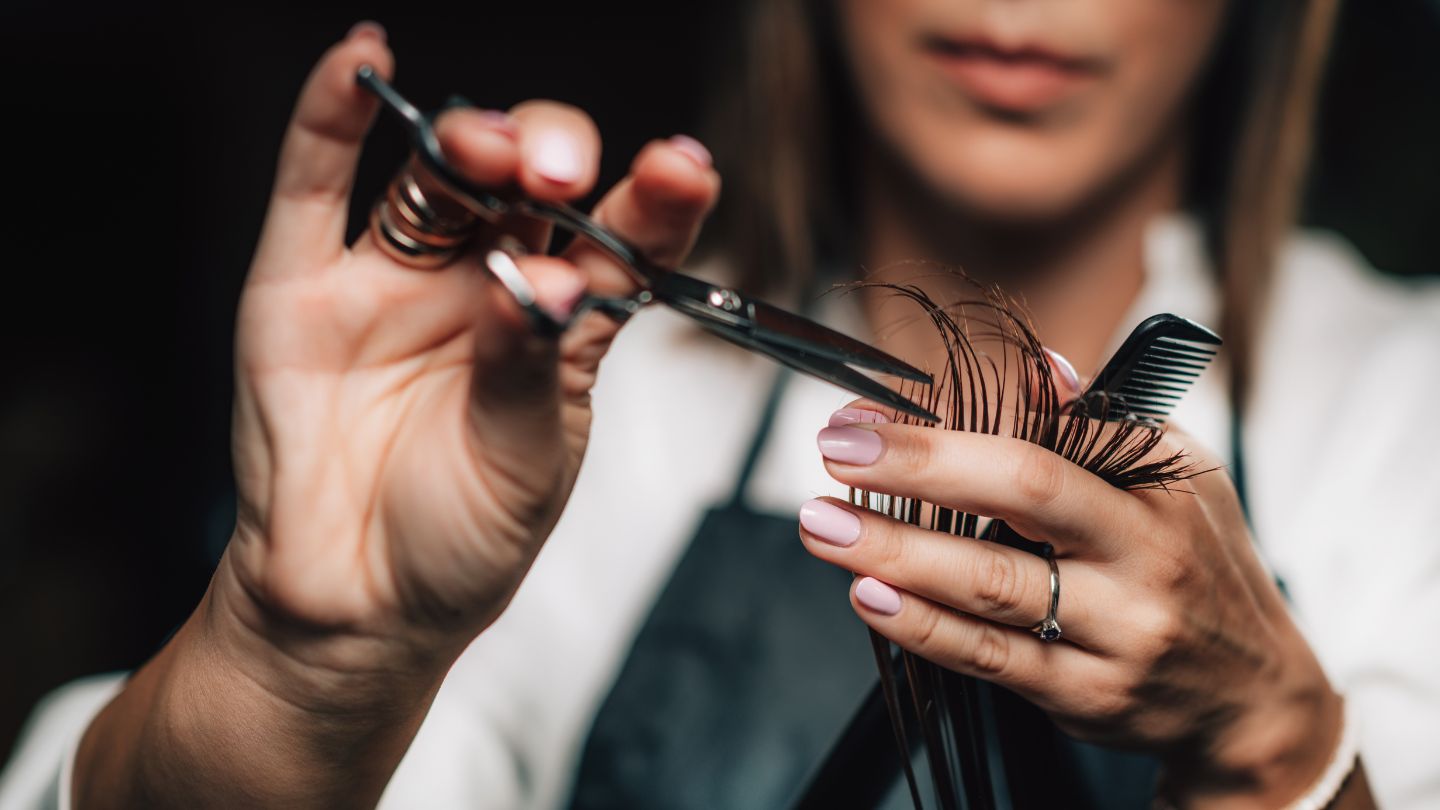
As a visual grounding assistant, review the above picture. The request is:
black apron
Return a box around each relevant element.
[567,371,1246,809]
[568,371,884,808]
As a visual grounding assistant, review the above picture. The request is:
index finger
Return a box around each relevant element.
[816,423,1147,556]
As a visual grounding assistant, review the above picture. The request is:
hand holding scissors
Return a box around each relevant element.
[75,27,936,808]
[127,29,743,803]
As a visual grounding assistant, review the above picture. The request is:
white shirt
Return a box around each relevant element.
[3,218,1438,810]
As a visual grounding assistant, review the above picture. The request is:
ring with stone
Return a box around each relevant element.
[1031,543,1063,643]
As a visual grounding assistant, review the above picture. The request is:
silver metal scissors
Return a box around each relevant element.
[355,66,938,423]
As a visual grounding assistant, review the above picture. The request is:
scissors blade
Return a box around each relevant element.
[694,321,940,423]
[650,271,931,384]
[746,297,931,383]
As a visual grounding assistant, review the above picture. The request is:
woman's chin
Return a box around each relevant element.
[888,139,1108,226]
[935,175,1100,227]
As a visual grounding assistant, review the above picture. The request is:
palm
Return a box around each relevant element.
[215,34,715,652]
[229,247,600,632]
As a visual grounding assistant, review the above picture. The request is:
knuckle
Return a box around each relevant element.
[1152,432,1187,460]
[873,521,908,571]
[1132,602,1183,661]
[969,623,1012,678]
[512,99,593,126]
[893,429,933,480]
[511,103,602,157]
[1087,675,1140,721]
[1014,444,1067,510]
[1151,548,1190,589]
[910,604,944,653]
[973,551,1025,617]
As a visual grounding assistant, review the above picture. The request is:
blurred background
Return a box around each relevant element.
[0,0,1435,761]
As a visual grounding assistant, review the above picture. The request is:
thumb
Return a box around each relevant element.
[465,254,588,495]
[255,22,393,275]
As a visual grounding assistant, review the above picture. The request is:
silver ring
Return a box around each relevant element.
[1031,544,1062,642]
[370,157,481,268]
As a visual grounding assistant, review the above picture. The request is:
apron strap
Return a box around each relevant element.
[724,369,793,510]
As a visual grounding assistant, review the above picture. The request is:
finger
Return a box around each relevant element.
[828,406,892,427]
[435,107,522,187]
[466,253,588,495]
[431,109,551,253]
[349,105,530,261]
[511,101,602,201]
[555,136,720,379]
[815,423,1145,556]
[566,135,720,296]
[355,100,595,266]
[255,22,394,274]
[799,498,1113,648]
[849,576,1093,704]
[434,108,554,251]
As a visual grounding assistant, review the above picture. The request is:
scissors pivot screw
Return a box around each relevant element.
[708,289,743,312]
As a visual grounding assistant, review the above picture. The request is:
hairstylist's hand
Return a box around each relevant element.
[802,394,1360,809]
[229,25,719,692]
[74,24,718,808]
[229,23,717,672]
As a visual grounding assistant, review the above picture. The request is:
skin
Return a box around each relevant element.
[809,1,1376,807]
[838,0,1221,374]
[837,0,1222,221]
[74,24,719,807]
[69,3,1377,808]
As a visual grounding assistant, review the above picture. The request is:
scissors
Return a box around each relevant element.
[355,66,939,423]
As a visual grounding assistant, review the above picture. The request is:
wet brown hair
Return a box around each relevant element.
[843,278,1202,809]
[701,0,1341,407]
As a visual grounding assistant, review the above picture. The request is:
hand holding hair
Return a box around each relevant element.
[800,288,1360,809]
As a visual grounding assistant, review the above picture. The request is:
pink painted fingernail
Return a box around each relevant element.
[475,110,519,138]
[817,426,883,465]
[855,577,902,615]
[347,21,387,43]
[1044,347,1081,396]
[828,408,890,428]
[530,131,584,184]
[668,134,712,168]
[799,499,861,547]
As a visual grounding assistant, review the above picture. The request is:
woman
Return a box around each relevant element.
[3,0,1436,807]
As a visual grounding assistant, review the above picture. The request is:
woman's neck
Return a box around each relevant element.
[856,138,1185,379]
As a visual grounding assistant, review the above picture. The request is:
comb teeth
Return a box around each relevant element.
[1113,339,1215,420]
[1084,314,1221,423]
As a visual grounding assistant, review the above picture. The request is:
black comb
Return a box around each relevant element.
[1082,313,1221,423]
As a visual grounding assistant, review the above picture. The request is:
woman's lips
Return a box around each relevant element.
[920,35,1103,113]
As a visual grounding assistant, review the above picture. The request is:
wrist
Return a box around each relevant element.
[206,551,458,715]
[1160,641,1342,809]
[75,578,452,808]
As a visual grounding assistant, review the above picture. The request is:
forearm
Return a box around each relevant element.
[72,583,447,809]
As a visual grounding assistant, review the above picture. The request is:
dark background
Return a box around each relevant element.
[0,1,1436,763]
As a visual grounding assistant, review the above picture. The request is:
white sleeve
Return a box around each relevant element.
[1251,237,1440,810]
[0,674,125,810]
